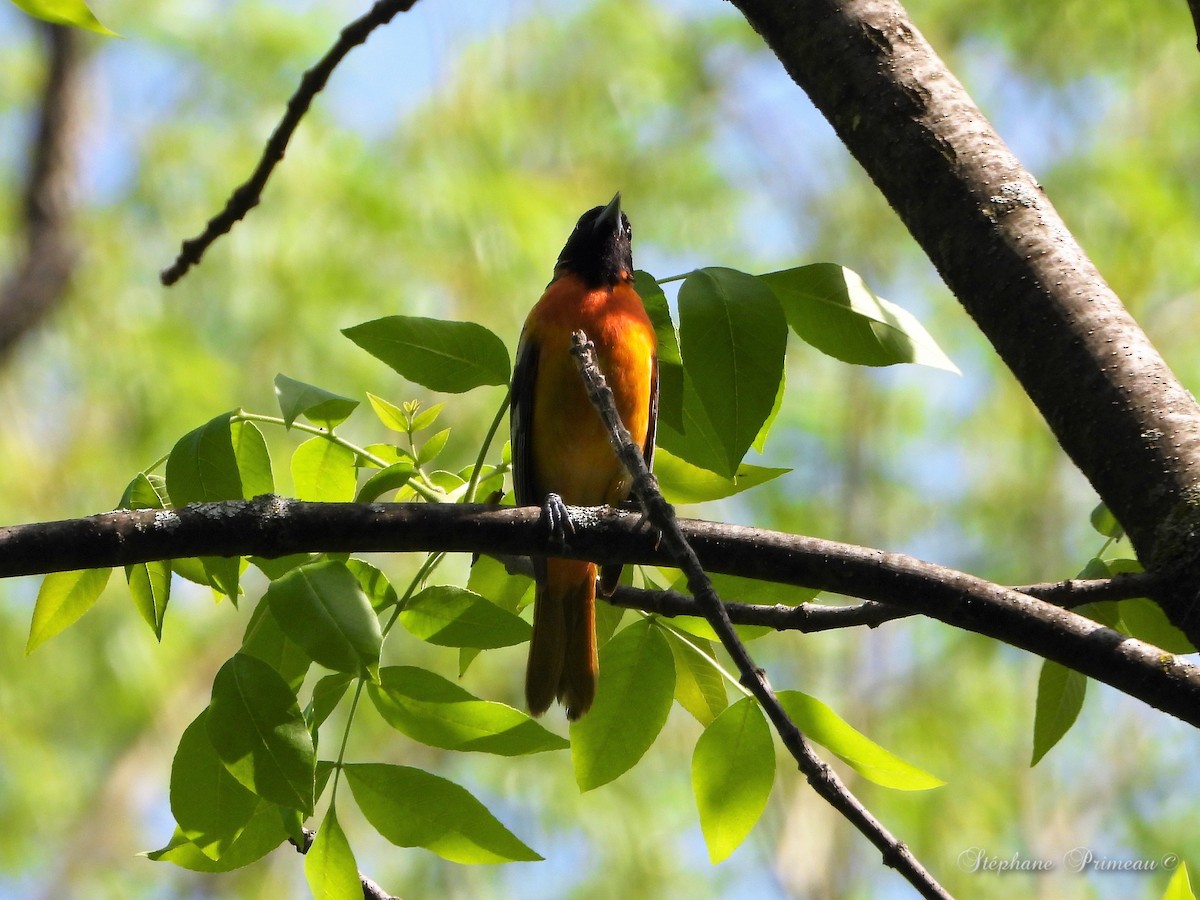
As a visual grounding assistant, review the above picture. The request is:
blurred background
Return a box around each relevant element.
[1,0,1198,896]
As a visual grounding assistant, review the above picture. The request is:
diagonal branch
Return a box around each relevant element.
[159,0,420,285]
[725,0,1200,641]
[566,331,949,898]
[1,498,1197,726]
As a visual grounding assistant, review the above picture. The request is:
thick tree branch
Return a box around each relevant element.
[159,0,420,285]
[725,0,1200,640]
[566,332,949,899]
[1,499,1198,725]
[0,22,84,362]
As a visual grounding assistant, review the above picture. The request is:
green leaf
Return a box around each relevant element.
[250,553,316,580]
[653,447,790,505]
[231,419,274,498]
[400,585,531,648]
[343,316,511,392]
[410,402,447,432]
[345,559,399,611]
[354,462,416,503]
[170,709,258,860]
[1117,598,1195,653]
[265,561,382,680]
[292,438,358,501]
[345,763,541,863]
[365,392,409,432]
[1089,500,1124,539]
[775,690,943,790]
[119,471,168,510]
[665,631,727,726]
[166,412,243,506]
[571,619,676,791]
[368,666,567,755]
[466,555,533,612]
[416,428,451,467]
[655,368,730,475]
[11,0,117,35]
[634,270,683,430]
[1031,660,1087,765]
[1164,862,1195,900]
[762,264,959,372]
[242,598,311,692]
[752,364,785,453]
[692,697,774,863]
[27,567,112,653]
[674,267,788,476]
[274,374,359,429]
[207,653,316,814]
[127,559,171,640]
[144,802,287,872]
[306,673,354,731]
[305,806,361,900]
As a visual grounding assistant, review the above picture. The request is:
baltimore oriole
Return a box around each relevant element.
[511,193,659,719]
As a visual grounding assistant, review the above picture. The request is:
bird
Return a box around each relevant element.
[510,193,659,720]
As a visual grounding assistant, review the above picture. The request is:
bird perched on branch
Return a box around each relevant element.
[510,193,659,719]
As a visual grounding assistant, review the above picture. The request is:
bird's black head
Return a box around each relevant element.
[555,192,633,286]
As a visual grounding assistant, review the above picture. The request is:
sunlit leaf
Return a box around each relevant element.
[242,598,311,692]
[762,264,958,372]
[692,697,774,862]
[127,559,171,640]
[345,558,399,611]
[345,763,540,863]
[368,666,567,755]
[144,802,287,872]
[207,654,315,814]
[27,567,111,653]
[11,0,117,35]
[292,438,357,502]
[416,428,451,467]
[665,630,727,726]
[366,392,409,432]
[1117,598,1195,653]
[231,419,274,498]
[343,316,511,392]
[306,673,354,731]
[571,620,675,791]
[653,447,790,505]
[1164,862,1195,900]
[776,690,942,790]
[399,585,530,648]
[305,806,360,900]
[1088,500,1124,539]
[274,374,359,429]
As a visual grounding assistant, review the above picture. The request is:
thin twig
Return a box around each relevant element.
[566,330,951,899]
[159,0,420,285]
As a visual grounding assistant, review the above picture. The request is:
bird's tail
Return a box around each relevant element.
[525,559,597,720]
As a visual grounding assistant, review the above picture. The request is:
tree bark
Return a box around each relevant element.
[725,0,1200,638]
[0,23,84,362]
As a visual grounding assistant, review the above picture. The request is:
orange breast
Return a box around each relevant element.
[523,275,656,506]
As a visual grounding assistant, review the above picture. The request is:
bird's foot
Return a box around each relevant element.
[542,492,575,548]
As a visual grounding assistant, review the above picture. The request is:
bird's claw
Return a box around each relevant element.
[542,492,575,548]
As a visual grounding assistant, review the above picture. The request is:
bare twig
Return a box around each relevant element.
[566,330,951,899]
[159,0,420,285]
[0,22,84,361]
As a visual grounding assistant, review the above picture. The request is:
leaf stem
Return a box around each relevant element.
[463,391,511,503]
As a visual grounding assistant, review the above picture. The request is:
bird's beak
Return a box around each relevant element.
[594,192,622,233]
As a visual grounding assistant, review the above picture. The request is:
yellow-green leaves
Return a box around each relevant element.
[27,567,111,653]
[10,0,116,35]
[305,807,360,900]
[1031,660,1087,766]
[692,697,774,863]
[291,438,357,501]
[776,691,943,790]
[571,619,676,791]
[653,447,790,505]
[343,316,511,393]
[274,374,359,430]
[344,764,540,863]
[762,263,959,373]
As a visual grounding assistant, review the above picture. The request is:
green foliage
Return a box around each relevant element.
[1164,863,1195,900]
[26,567,112,653]
[691,697,774,863]
[305,806,360,900]
[343,316,512,393]
[9,0,115,34]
